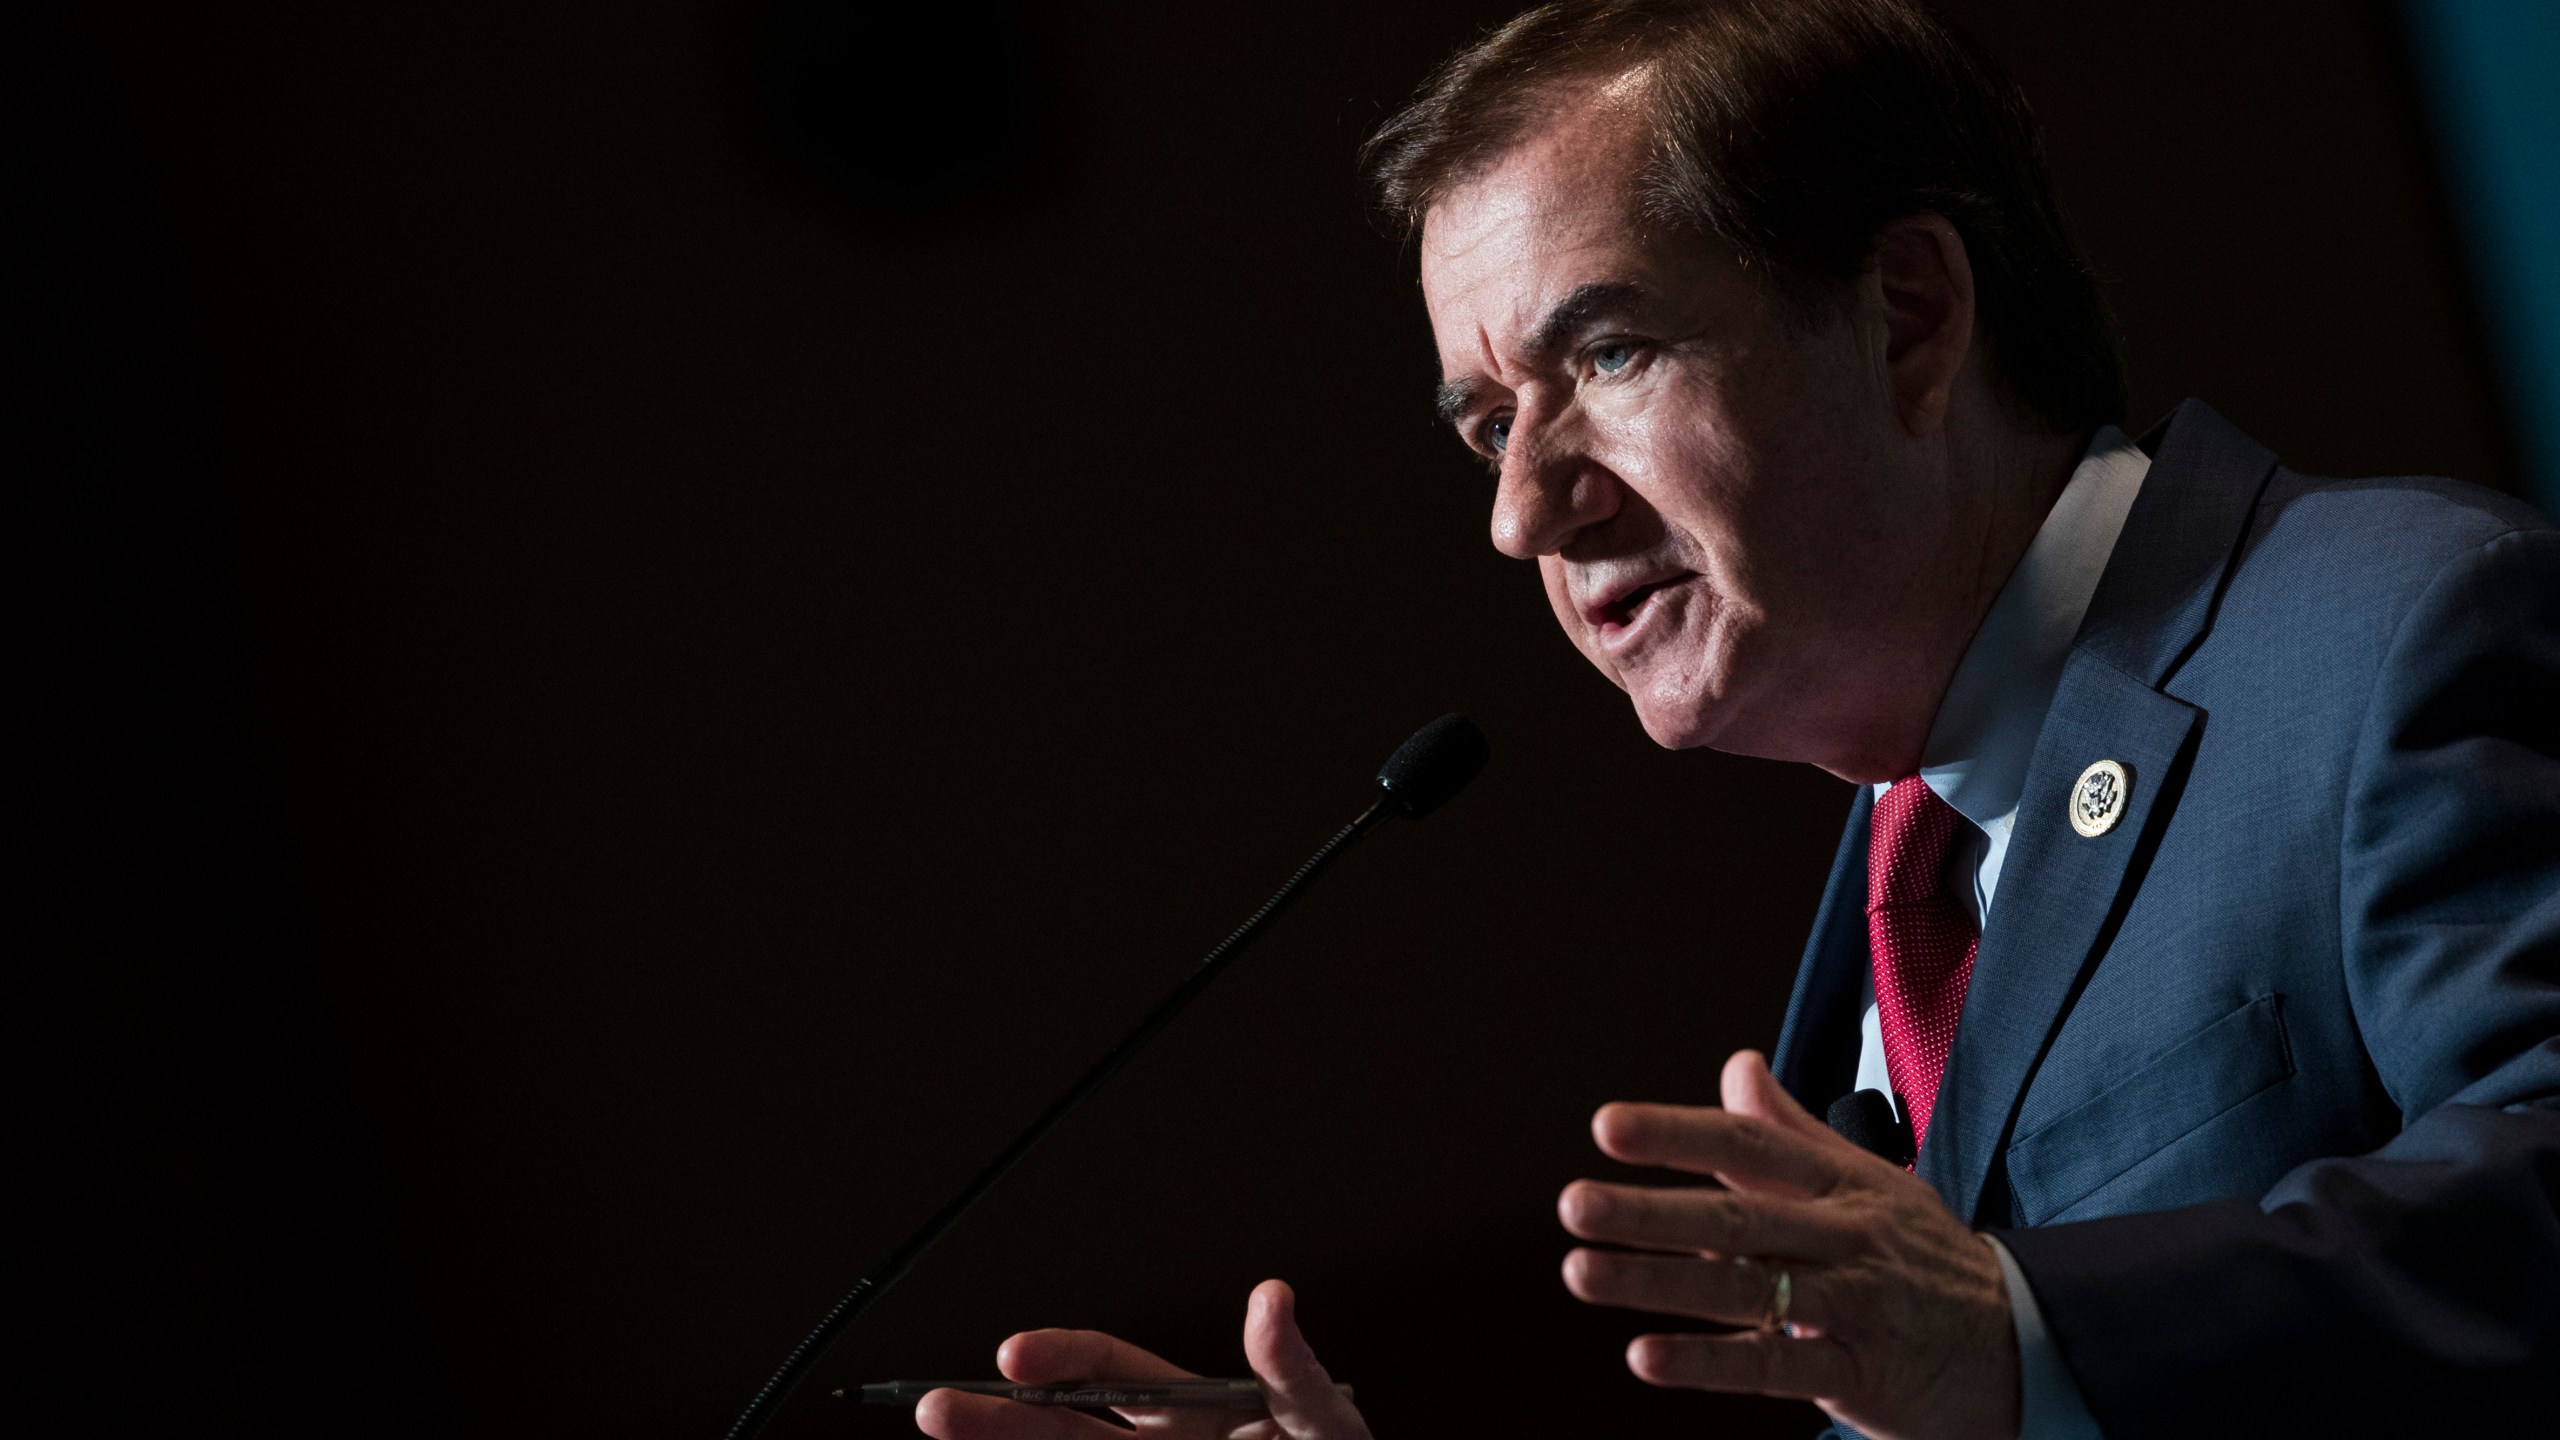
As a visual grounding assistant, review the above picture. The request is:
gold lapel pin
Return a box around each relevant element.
[2069,759,2130,838]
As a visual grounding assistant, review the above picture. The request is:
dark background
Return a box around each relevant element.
[16,2,2523,1437]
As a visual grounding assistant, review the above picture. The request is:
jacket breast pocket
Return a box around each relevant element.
[2005,993,2295,1224]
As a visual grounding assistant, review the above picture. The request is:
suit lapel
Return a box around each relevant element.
[1917,663,2198,1214]
[1915,400,2279,1220]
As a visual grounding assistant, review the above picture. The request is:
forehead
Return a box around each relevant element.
[1418,109,1660,366]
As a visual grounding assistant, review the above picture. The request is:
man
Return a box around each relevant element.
[918,2,2560,1436]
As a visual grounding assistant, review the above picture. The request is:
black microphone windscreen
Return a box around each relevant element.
[1375,714,1490,819]
[1826,1088,1915,1167]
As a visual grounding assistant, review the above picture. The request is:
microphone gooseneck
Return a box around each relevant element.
[721,714,1490,1440]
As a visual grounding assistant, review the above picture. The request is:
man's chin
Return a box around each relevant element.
[1627,672,1808,758]
[1628,692,1726,752]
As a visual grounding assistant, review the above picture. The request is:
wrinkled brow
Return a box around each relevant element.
[1430,281,1652,427]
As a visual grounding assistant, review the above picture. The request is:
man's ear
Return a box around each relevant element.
[1872,212,1976,438]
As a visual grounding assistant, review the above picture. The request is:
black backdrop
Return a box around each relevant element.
[18,3,2523,1437]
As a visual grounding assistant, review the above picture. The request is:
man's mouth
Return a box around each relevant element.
[1590,573,1697,640]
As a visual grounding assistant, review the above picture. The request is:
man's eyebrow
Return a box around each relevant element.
[1435,377,1484,427]
[1528,281,1650,360]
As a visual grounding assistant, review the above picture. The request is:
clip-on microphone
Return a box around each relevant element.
[721,714,1492,1440]
[1827,1088,1916,1167]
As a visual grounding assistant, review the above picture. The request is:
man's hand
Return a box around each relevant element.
[1559,1051,2019,1440]
[915,1279,1372,1440]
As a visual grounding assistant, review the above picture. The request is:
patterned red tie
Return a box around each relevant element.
[1867,776,1979,1153]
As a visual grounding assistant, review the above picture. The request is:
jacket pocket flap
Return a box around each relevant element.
[2005,994,2294,1223]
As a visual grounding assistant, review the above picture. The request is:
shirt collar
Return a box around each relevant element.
[1912,426,2151,833]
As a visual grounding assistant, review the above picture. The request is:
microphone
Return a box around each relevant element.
[721,714,1491,1440]
[1826,1088,1915,1167]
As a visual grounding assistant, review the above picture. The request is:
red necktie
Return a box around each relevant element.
[1867,776,1979,1152]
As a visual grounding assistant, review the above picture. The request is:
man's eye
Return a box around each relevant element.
[1593,343,1636,375]
[1484,414,1513,454]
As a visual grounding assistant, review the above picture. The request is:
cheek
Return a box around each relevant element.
[1591,380,1751,546]
[1539,559,1628,687]
[1538,558,1578,633]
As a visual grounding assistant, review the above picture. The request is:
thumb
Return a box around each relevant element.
[1242,1280,1370,1440]
[1721,1049,1828,1138]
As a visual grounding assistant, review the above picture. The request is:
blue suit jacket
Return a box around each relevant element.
[1771,401,2560,1433]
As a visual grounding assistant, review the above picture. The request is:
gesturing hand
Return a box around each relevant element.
[916,1280,1372,1440]
[1559,1051,2019,1440]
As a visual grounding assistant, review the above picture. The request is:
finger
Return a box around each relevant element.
[1562,1248,1827,1330]
[1591,1102,1846,1197]
[1242,1280,1371,1439]
[997,1329,1198,1385]
[1721,1050,1831,1140]
[915,1388,1140,1440]
[1558,1180,1857,1261]
[1625,1329,1860,1402]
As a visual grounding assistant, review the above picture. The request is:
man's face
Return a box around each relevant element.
[1421,104,1932,763]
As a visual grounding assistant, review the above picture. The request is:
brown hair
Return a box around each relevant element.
[1363,0,2124,432]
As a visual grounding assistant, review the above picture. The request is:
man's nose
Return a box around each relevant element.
[1489,422,1618,560]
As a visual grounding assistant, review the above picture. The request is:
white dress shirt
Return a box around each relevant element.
[1854,426,2150,1440]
